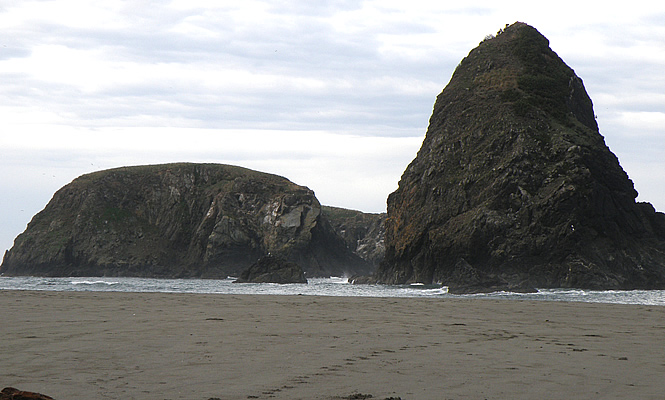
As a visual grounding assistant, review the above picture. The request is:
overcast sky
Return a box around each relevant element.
[2,1,664,253]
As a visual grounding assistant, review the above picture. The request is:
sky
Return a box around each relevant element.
[1,1,664,253]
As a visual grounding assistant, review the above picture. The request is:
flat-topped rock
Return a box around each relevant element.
[1,163,371,278]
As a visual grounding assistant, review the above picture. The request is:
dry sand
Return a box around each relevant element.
[1,290,664,400]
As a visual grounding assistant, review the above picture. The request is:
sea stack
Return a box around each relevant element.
[376,22,665,292]
[1,163,370,278]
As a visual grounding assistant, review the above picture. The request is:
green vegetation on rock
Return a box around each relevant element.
[375,22,665,292]
[1,163,373,278]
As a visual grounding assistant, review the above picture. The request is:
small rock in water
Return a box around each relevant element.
[233,254,307,284]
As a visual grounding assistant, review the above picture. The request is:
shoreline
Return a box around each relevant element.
[3,276,665,306]
[2,290,664,399]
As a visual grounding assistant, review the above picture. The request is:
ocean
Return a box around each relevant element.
[1,276,664,305]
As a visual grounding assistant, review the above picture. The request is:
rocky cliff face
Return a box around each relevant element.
[1,163,371,278]
[376,22,665,291]
[322,206,386,268]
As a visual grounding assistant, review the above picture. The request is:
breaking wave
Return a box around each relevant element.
[1,276,664,305]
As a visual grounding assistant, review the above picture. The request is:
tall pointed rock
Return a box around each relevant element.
[376,22,665,292]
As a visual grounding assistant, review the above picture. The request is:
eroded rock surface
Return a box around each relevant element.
[1,163,371,278]
[375,22,665,291]
[322,206,386,268]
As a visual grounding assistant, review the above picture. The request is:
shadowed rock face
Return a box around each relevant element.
[322,206,386,268]
[375,22,665,291]
[1,163,371,278]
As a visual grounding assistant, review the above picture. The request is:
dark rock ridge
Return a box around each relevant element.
[233,254,307,284]
[1,163,371,278]
[375,22,665,291]
[322,206,386,268]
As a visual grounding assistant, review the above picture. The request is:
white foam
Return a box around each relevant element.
[1,276,663,305]
[71,280,119,285]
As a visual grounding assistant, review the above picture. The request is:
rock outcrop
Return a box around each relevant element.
[1,163,371,278]
[322,206,386,268]
[233,254,307,284]
[375,22,665,291]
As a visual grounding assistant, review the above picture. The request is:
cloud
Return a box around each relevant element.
[1,1,442,135]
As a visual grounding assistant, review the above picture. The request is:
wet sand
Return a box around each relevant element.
[1,290,664,399]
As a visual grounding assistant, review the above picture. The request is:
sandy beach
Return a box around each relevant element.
[1,290,664,400]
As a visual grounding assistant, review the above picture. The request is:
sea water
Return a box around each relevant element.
[1,276,664,305]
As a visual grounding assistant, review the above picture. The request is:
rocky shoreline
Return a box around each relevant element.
[3,23,665,293]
